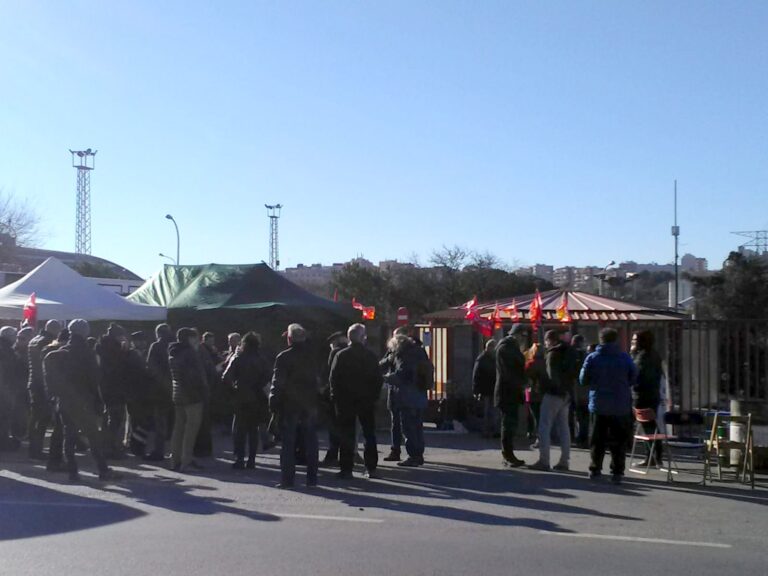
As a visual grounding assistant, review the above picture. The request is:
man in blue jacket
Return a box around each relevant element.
[579,328,636,484]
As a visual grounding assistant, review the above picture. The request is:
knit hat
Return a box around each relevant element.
[107,322,127,338]
[509,324,530,336]
[45,320,62,335]
[0,326,18,343]
[68,319,91,339]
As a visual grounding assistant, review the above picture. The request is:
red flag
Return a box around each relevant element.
[503,299,520,322]
[464,296,478,320]
[556,292,572,323]
[362,306,376,321]
[352,297,364,311]
[491,303,503,330]
[333,289,338,303]
[472,317,494,338]
[23,293,37,327]
[529,290,543,327]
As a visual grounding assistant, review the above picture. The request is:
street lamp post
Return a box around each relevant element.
[159,252,177,265]
[165,214,180,266]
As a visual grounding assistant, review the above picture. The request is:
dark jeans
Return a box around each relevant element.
[47,406,64,465]
[279,409,319,486]
[28,401,52,457]
[337,405,378,474]
[400,407,424,460]
[589,413,633,476]
[233,401,264,461]
[102,401,126,456]
[499,407,519,461]
[575,404,590,446]
[323,401,340,460]
[527,401,541,437]
[194,400,213,458]
[390,406,402,452]
[61,402,108,475]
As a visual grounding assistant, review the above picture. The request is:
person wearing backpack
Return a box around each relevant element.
[528,330,573,472]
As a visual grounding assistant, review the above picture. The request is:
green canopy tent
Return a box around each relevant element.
[128,263,355,355]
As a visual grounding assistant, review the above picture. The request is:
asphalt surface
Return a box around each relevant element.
[1,432,766,576]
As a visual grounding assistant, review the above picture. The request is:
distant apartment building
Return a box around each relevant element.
[553,266,575,288]
[528,264,554,283]
[681,253,708,273]
[282,258,414,286]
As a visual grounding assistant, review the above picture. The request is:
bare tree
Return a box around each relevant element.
[429,245,469,271]
[0,190,42,247]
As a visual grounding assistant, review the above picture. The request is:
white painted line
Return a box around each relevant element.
[275,513,383,524]
[0,500,110,508]
[540,531,732,549]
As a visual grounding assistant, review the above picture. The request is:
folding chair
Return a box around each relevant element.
[662,411,707,485]
[629,407,674,481]
[704,412,755,489]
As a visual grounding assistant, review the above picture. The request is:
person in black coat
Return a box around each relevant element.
[631,330,664,466]
[169,328,208,472]
[96,323,130,459]
[146,324,174,461]
[330,324,383,479]
[472,339,497,438]
[222,332,271,469]
[26,320,61,459]
[43,320,113,482]
[269,324,321,488]
[320,331,349,466]
[495,324,530,467]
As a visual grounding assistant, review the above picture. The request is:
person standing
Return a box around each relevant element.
[12,327,33,442]
[269,324,321,488]
[570,335,590,448]
[330,324,383,479]
[26,320,61,460]
[529,330,573,472]
[194,331,219,458]
[146,323,174,461]
[472,339,498,438]
[223,332,271,470]
[321,331,349,466]
[96,323,130,460]
[495,324,530,467]
[0,326,20,451]
[631,331,664,467]
[43,320,114,482]
[169,328,208,472]
[42,329,69,472]
[579,328,636,484]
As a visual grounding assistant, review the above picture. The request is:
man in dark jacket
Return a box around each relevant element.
[330,324,383,479]
[529,330,574,471]
[146,323,174,461]
[321,331,349,466]
[495,324,530,467]
[43,320,113,482]
[473,339,497,438]
[0,326,20,451]
[570,335,590,448]
[222,331,271,469]
[169,328,208,472]
[96,323,129,459]
[631,330,664,466]
[42,329,69,471]
[26,319,61,459]
[580,328,637,484]
[269,324,321,488]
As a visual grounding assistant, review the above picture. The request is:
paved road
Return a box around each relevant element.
[1,433,766,576]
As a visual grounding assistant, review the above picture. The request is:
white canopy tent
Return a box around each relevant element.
[0,257,167,322]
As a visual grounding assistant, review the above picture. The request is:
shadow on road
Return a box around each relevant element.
[0,475,145,541]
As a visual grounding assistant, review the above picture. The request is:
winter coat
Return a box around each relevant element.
[494,336,526,411]
[96,334,128,404]
[147,336,173,403]
[27,330,55,404]
[169,341,208,406]
[223,348,271,406]
[543,342,576,398]
[579,343,636,416]
[383,338,429,411]
[330,342,383,412]
[268,342,321,415]
[472,350,496,397]
[631,348,663,410]
[43,335,102,415]
[0,340,18,410]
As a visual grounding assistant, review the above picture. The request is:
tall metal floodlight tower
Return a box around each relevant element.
[265,204,283,269]
[69,148,97,254]
[672,180,680,311]
[732,230,768,256]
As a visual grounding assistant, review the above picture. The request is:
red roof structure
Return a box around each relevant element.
[424,290,683,323]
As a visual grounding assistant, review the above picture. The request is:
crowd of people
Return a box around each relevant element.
[0,318,434,489]
[473,325,665,484]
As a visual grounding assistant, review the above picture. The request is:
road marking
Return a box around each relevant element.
[275,513,383,524]
[540,531,731,549]
[0,500,110,508]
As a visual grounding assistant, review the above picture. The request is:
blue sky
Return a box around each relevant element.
[1,1,766,278]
